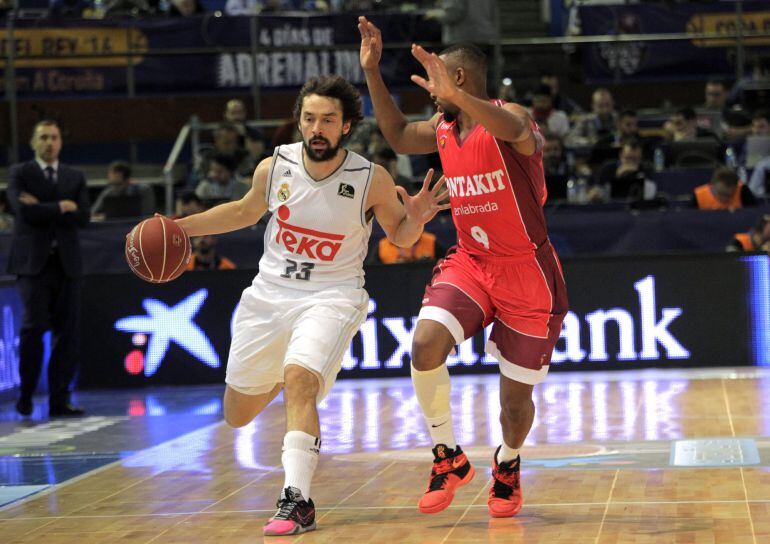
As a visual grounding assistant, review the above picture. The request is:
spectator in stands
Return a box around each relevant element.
[704,79,729,112]
[187,235,237,270]
[193,122,247,184]
[540,71,582,116]
[728,56,770,109]
[224,99,248,137]
[238,127,271,179]
[692,167,756,210]
[748,155,770,198]
[168,0,205,16]
[425,0,499,47]
[542,132,570,200]
[195,154,249,202]
[567,88,616,147]
[0,191,14,234]
[91,161,156,221]
[372,146,413,190]
[664,107,719,142]
[530,84,570,138]
[595,139,656,201]
[176,191,206,218]
[727,214,770,252]
[368,231,445,265]
[594,109,640,149]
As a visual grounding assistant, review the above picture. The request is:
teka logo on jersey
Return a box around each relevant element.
[274,205,344,261]
[445,169,507,197]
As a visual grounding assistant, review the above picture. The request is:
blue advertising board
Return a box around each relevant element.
[78,253,770,388]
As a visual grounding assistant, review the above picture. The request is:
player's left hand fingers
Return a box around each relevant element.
[430,175,446,194]
[437,203,453,211]
[394,185,409,201]
[435,188,450,202]
[410,75,430,92]
[411,43,430,62]
[420,168,434,192]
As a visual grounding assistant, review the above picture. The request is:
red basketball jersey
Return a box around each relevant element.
[436,101,549,257]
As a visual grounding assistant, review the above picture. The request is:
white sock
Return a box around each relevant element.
[281,430,320,500]
[411,364,456,449]
[424,413,457,450]
[497,441,520,464]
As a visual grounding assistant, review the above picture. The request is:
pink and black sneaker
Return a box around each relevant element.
[487,446,523,518]
[418,444,475,514]
[263,486,316,536]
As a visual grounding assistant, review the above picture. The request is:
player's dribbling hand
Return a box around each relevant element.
[395,168,452,225]
[410,44,459,101]
[358,16,382,71]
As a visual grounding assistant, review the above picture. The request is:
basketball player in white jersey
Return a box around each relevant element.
[176,75,449,536]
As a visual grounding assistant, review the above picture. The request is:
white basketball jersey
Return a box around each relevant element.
[258,142,375,290]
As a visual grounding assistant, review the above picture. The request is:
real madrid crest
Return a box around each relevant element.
[277,183,290,202]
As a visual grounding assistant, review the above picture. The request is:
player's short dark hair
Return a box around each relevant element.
[439,43,488,75]
[711,166,739,187]
[292,75,363,129]
[706,78,726,88]
[753,109,769,122]
[108,160,131,180]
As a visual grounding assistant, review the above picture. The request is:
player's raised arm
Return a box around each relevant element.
[176,157,270,237]
[410,44,538,156]
[358,16,439,155]
[367,165,450,248]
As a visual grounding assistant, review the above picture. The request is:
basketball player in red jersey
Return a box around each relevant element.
[359,17,568,518]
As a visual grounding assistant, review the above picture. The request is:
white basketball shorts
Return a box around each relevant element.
[225,275,368,400]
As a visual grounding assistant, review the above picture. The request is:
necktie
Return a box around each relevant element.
[45,166,55,184]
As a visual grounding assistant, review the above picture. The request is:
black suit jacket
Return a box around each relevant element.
[6,160,90,278]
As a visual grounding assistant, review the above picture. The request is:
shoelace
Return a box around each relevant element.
[274,498,298,519]
[492,463,520,497]
[428,457,460,491]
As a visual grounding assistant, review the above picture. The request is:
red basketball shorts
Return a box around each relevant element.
[418,242,568,385]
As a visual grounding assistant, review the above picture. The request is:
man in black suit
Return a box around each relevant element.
[7,120,90,417]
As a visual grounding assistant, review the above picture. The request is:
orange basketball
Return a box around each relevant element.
[125,216,191,283]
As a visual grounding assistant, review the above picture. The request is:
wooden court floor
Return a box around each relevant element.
[1,367,769,543]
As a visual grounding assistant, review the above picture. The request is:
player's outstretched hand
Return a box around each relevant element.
[395,168,451,225]
[410,44,459,101]
[358,16,382,71]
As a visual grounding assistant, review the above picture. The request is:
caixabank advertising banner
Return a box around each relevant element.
[77,253,770,388]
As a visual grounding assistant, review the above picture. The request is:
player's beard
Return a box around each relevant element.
[303,135,340,162]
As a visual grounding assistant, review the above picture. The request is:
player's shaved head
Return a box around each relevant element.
[439,43,488,90]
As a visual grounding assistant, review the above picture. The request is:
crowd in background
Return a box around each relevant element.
[2,0,770,262]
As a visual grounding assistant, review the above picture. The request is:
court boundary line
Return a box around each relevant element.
[4,497,770,523]
[594,469,619,543]
[722,379,758,544]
